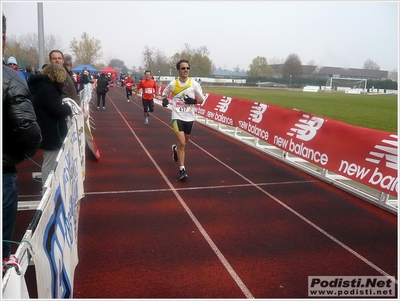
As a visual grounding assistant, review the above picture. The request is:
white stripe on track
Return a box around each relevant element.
[112,96,397,289]
[190,141,397,285]
[81,180,315,195]
[147,99,397,285]
[111,98,255,299]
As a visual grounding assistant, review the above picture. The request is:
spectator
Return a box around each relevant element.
[62,54,79,104]
[95,73,109,110]
[25,65,35,82]
[7,56,27,81]
[75,72,81,91]
[2,13,42,272]
[80,70,91,88]
[28,63,72,187]
[48,50,79,105]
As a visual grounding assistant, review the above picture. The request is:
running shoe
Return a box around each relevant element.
[144,118,149,125]
[147,112,151,117]
[102,107,105,110]
[97,106,99,110]
[127,99,130,102]
[172,144,178,162]
[179,168,188,180]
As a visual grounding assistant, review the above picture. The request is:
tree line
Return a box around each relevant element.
[4,31,397,86]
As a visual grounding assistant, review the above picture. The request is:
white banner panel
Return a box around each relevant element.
[28,112,84,298]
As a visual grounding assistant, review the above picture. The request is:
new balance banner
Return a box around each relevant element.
[161,87,397,196]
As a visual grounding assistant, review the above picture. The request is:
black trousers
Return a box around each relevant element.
[97,92,106,106]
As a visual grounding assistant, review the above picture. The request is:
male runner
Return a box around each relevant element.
[162,59,204,180]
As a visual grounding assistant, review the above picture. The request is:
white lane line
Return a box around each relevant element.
[112,100,255,299]
[81,180,315,195]
[191,141,397,285]
[112,98,397,286]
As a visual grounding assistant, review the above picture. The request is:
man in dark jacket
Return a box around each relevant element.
[48,50,79,106]
[62,54,79,104]
[95,73,109,110]
[2,13,42,266]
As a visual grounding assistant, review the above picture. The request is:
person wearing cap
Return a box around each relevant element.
[7,56,27,81]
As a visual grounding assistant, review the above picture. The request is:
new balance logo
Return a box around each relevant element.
[248,103,268,123]
[365,135,398,170]
[200,93,209,106]
[215,96,232,113]
[287,114,324,141]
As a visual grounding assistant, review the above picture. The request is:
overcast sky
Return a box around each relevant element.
[2,1,399,71]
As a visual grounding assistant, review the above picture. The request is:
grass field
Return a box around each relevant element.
[201,86,398,133]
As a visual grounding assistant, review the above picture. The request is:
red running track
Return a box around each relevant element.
[13,87,397,298]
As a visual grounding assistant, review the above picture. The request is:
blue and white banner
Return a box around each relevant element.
[2,97,86,298]
[28,107,85,298]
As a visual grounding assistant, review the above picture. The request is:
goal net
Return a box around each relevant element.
[325,78,367,94]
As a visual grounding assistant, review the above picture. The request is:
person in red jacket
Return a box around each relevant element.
[135,70,157,124]
[123,74,134,102]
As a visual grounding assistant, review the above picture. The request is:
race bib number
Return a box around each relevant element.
[144,88,154,94]
[177,99,190,112]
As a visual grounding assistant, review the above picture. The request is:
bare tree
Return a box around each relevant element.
[4,32,63,69]
[141,45,154,71]
[153,49,170,76]
[268,57,284,65]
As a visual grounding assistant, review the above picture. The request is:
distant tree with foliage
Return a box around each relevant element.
[282,53,303,80]
[247,56,274,77]
[363,58,380,70]
[69,32,102,65]
[108,58,128,73]
[169,43,212,76]
[387,70,398,82]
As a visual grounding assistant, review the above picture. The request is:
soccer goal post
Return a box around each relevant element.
[325,78,367,94]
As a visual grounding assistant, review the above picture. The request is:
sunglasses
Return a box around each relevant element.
[8,63,17,66]
[180,67,190,70]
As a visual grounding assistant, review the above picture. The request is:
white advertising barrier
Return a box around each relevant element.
[81,84,102,162]
[2,100,85,299]
[160,87,397,198]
